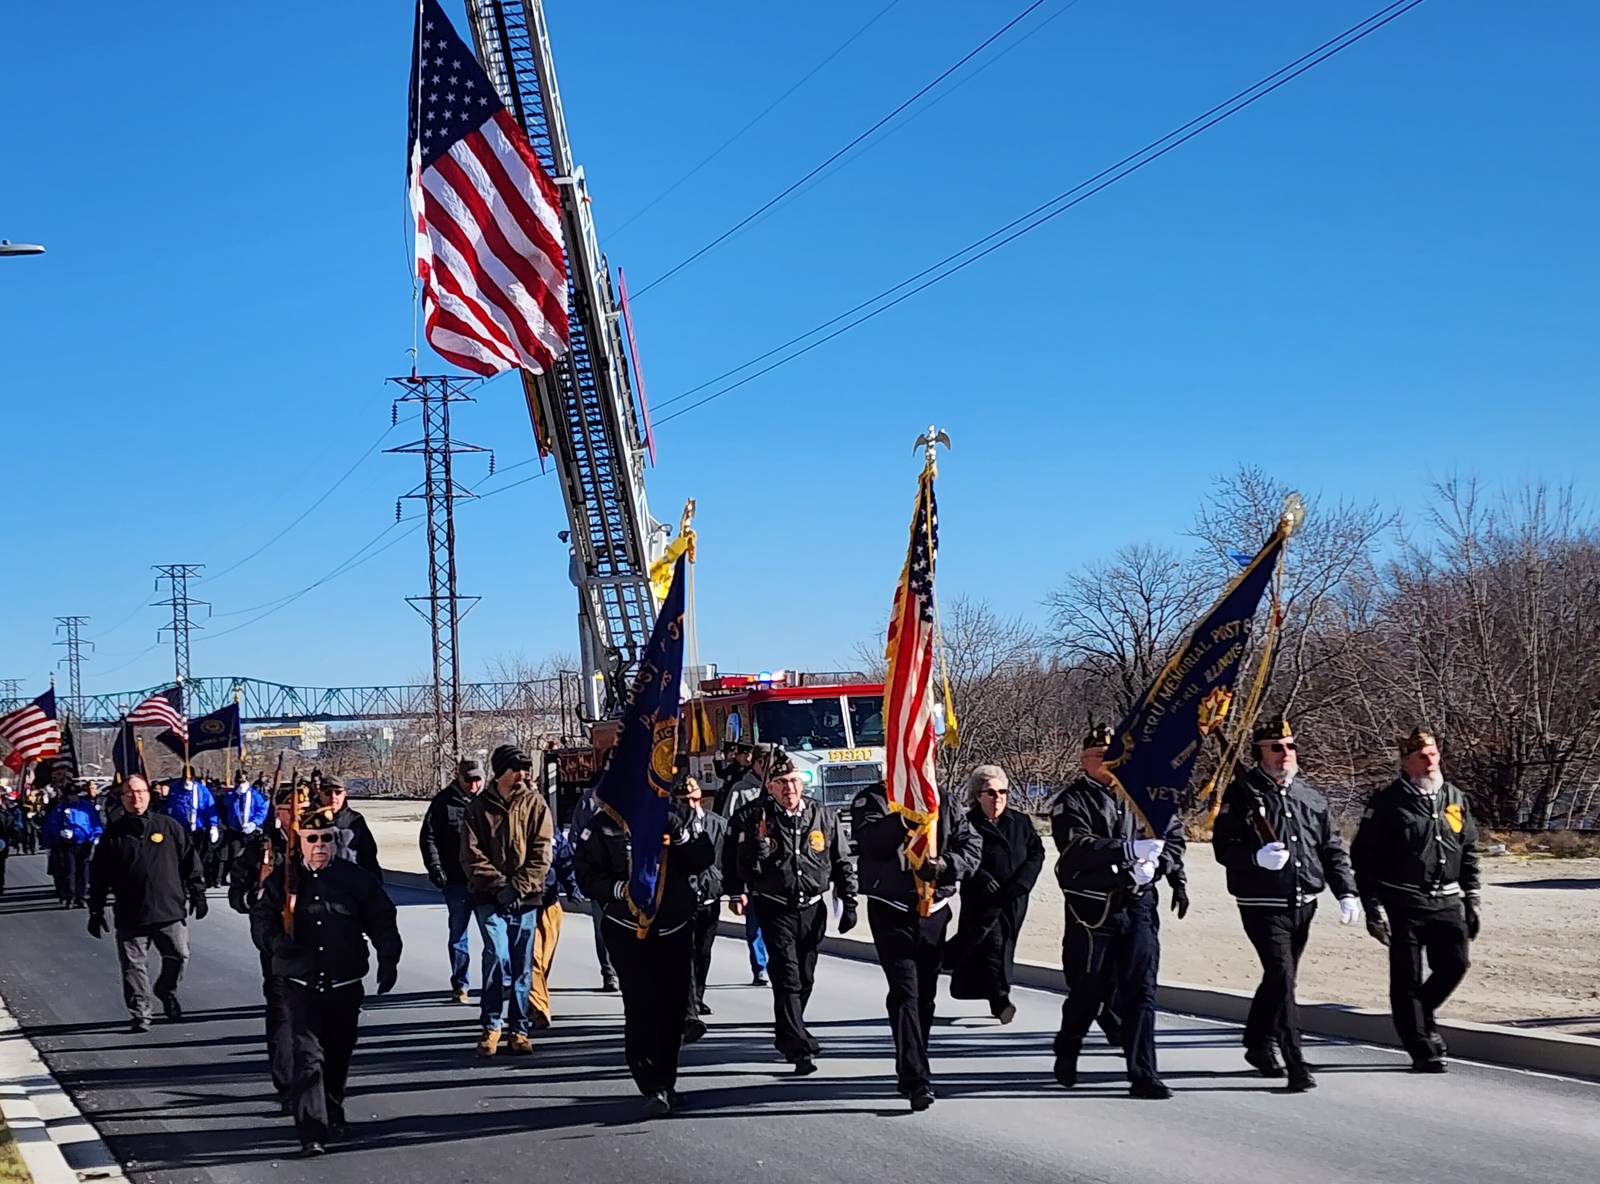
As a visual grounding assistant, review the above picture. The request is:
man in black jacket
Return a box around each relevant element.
[574,792,715,1119]
[251,805,401,1157]
[947,765,1044,1024]
[683,777,726,1033]
[230,786,298,1108]
[1351,727,1481,1073]
[851,780,981,1112]
[1050,725,1185,1100]
[419,758,484,1003]
[315,777,381,878]
[1213,717,1360,1091]
[87,776,207,1033]
[729,751,857,1073]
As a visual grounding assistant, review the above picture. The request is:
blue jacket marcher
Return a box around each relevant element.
[541,828,581,908]
[164,779,220,834]
[219,786,270,832]
[42,800,103,847]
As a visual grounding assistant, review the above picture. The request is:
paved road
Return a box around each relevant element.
[1,851,1595,1184]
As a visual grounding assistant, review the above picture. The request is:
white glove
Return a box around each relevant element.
[1338,896,1363,925]
[1129,860,1157,887]
[60,828,74,840]
[1129,838,1165,864]
[242,823,258,835]
[208,826,220,843]
[1254,841,1290,871]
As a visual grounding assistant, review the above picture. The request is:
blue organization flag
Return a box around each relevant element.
[594,554,689,934]
[111,723,140,780]
[159,703,240,758]
[1104,525,1289,837]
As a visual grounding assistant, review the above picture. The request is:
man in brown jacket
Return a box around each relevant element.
[460,744,553,1056]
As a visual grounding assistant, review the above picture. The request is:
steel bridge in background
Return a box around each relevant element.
[2,675,578,727]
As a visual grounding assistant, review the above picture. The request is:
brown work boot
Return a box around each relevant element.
[506,1033,534,1056]
[452,988,470,1005]
[476,1029,501,1057]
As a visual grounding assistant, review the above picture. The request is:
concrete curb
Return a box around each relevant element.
[382,870,1600,1081]
[0,998,128,1184]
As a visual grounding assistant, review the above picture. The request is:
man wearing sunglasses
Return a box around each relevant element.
[1213,717,1359,1092]
[251,804,401,1157]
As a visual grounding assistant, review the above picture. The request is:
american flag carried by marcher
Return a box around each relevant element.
[0,689,62,772]
[407,0,570,376]
[881,428,956,916]
[125,685,187,742]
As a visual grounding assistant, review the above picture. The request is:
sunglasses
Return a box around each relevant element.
[1268,742,1296,754]
[978,788,1008,798]
[302,832,336,845]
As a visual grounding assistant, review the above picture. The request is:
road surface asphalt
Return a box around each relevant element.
[0,852,1594,1184]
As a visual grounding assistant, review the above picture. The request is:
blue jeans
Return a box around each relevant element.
[746,909,768,975]
[443,885,473,991]
[474,902,539,1034]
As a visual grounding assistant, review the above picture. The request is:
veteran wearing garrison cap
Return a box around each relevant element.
[1350,727,1481,1073]
[1212,716,1359,1092]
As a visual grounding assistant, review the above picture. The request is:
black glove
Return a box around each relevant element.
[914,856,943,884]
[973,871,1001,896]
[228,885,252,915]
[838,905,858,934]
[1366,907,1392,948]
[87,911,107,939]
[495,883,521,912]
[1465,895,1481,941]
[426,868,447,891]
[755,836,775,860]
[1170,882,1190,920]
[376,964,398,995]
[189,894,209,920]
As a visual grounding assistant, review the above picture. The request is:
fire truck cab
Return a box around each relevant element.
[684,671,885,813]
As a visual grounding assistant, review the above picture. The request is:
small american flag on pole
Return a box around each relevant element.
[126,686,187,743]
[882,444,946,910]
[0,689,62,770]
[408,0,570,376]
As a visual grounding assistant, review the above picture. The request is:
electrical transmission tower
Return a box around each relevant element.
[53,615,93,721]
[386,375,492,787]
[0,678,21,707]
[152,564,209,710]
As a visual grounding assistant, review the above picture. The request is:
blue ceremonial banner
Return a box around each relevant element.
[160,702,240,758]
[1104,525,1288,837]
[111,723,140,780]
[595,553,688,934]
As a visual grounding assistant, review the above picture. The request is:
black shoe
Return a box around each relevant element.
[682,1018,707,1045]
[328,1120,349,1140]
[1053,1056,1078,1089]
[1129,1078,1173,1100]
[160,995,182,1022]
[129,1017,151,1034]
[793,1056,818,1077]
[667,1089,687,1111]
[641,1091,672,1119]
[753,972,768,987]
[1244,1045,1285,1078]
[601,977,618,993]
[1428,1031,1450,1058]
[697,1002,713,1016]
[1410,1057,1448,1074]
[1286,1068,1318,1093]
[994,1002,1017,1025]
[300,1142,326,1158]
[909,1087,935,1112]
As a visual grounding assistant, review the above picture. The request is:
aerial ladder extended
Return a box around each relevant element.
[463,0,664,723]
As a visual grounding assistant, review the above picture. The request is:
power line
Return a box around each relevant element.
[630,0,1056,298]
[650,0,1427,426]
[609,0,904,238]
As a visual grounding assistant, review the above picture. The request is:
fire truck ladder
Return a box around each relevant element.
[464,0,663,719]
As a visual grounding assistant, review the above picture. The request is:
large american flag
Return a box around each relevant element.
[0,689,61,770]
[126,686,187,742]
[882,462,942,872]
[408,0,570,376]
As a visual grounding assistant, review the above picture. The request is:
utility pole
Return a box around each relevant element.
[53,615,93,723]
[386,375,491,789]
[152,564,209,711]
[0,678,21,708]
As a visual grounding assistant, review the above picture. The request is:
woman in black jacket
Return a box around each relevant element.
[946,766,1045,1023]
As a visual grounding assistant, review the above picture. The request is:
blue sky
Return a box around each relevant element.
[2,0,1595,698]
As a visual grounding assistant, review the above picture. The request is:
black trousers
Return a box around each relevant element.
[687,904,719,1015]
[260,951,293,1097]
[752,899,827,1062]
[604,921,692,1095]
[53,843,91,903]
[0,852,7,894]
[866,899,950,1094]
[283,980,363,1143]
[1388,901,1471,1058]
[1055,893,1161,1084]
[1240,904,1316,1065]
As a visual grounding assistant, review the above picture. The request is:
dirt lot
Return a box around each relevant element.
[358,799,1600,1039]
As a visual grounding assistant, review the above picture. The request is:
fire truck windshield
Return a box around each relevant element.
[847,695,885,746]
[754,699,848,750]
